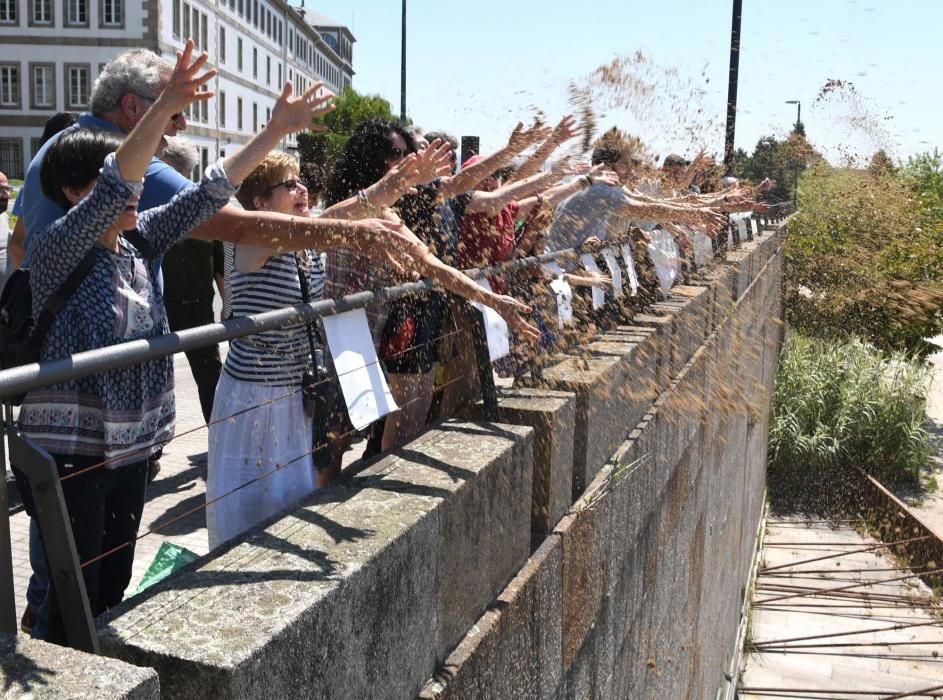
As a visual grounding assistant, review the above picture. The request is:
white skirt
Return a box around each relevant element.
[206,373,317,550]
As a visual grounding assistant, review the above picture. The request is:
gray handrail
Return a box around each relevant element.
[0,245,585,400]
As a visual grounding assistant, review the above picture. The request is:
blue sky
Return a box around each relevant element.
[313,0,941,163]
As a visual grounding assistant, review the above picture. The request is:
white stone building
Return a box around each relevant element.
[0,0,354,178]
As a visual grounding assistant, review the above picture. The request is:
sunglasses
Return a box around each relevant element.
[387,146,406,161]
[132,93,184,122]
[263,178,302,194]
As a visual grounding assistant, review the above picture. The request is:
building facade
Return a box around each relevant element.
[0,0,354,178]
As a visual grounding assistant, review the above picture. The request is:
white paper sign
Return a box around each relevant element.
[549,277,574,330]
[322,308,398,431]
[736,216,748,241]
[647,229,679,299]
[750,217,759,237]
[470,277,510,361]
[600,248,623,299]
[693,230,713,270]
[620,244,640,296]
[579,253,606,309]
[542,261,565,280]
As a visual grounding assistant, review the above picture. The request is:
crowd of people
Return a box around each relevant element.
[1,41,771,646]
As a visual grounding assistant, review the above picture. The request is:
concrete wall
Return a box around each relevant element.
[3,224,783,698]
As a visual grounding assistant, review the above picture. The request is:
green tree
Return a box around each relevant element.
[296,87,398,174]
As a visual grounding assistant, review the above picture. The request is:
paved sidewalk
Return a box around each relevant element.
[9,351,214,624]
[740,518,943,699]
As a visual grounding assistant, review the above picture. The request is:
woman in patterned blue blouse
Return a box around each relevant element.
[22,41,337,645]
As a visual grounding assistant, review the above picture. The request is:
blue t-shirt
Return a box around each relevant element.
[19,113,193,265]
[545,182,632,252]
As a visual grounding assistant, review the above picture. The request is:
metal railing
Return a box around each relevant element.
[0,209,790,652]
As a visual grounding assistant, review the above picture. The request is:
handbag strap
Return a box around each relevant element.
[293,252,324,361]
[30,249,97,345]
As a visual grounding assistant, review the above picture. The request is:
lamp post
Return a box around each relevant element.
[785,99,800,130]
[722,0,743,173]
[400,0,406,121]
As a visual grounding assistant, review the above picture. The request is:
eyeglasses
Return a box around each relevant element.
[263,178,302,194]
[131,93,183,122]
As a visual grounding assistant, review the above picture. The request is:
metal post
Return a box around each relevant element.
[466,301,499,421]
[399,0,406,121]
[10,431,98,653]
[0,403,16,635]
[723,0,743,173]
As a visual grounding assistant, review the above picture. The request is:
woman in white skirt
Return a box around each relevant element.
[206,151,325,549]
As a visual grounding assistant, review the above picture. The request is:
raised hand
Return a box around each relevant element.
[153,39,216,117]
[508,121,553,151]
[586,164,620,187]
[550,114,579,144]
[412,138,452,184]
[268,81,335,137]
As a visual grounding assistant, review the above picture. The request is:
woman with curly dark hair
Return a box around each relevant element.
[319,117,544,471]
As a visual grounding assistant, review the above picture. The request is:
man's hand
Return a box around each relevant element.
[269,81,335,137]
[153,39,216,117]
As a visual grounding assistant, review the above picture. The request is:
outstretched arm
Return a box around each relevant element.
[436,121,551,200]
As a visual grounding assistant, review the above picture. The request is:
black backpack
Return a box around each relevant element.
[0,230,155,405]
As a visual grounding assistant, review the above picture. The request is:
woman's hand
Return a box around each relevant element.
[550,114,579,145]
[489,294,541,343]
[268,81,336,137]
[152,39,216,117]
[508,121,553,151]
[565,271,612,288]
[410,138,453,185]
[347,219,431,277]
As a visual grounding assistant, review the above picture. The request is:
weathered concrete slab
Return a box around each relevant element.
[0,633,159,699]
[99,421,533,699]
[463,387,576,535]
[418,534,563,700]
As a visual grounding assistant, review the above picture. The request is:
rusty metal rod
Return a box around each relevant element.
[759,535,933,573]
[752,618,943,648]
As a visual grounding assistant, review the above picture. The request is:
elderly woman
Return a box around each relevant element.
[206,151,327,549]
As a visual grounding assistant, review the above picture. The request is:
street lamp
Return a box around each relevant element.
[785,99,801,130]
[400,0,406,121]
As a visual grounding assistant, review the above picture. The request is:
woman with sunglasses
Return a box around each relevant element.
[205,153,324,549]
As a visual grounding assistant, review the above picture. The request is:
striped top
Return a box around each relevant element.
[223,250,324,386]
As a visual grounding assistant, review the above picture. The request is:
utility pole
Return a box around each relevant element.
[400,0,406,121]
[723,0,743,173]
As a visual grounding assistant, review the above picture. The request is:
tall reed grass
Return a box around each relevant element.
[769,333,931,490]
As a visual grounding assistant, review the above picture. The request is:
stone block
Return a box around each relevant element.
[535,354,640,499]
[100,421,533,700]
[418,534,564,700]
[463,387,576,535]
[725,250,752,301]
[556,466,611,673]
[0,633,159,699]
[625,313,674,388]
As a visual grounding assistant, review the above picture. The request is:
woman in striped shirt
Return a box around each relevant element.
[206,151,328,549]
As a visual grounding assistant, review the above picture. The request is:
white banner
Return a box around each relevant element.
[579,253,606,309]
[620,243,640,296]
[470,277,510,361]
[322,308,398,431]
[600,247,623,299]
